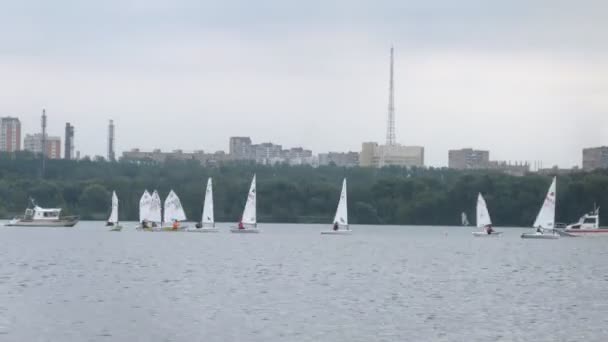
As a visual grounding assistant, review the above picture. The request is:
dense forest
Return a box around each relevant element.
[1,151,607,226]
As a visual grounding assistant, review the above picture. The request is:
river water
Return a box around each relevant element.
[0,222,607,341]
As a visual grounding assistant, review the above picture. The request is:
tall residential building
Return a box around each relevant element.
[229,137,253,159]
[108,120,115,161]
[252,142,283,163]
[64,123,75,160]
[448,148,490,169]
[24,133,61,159]
[583,146,608,170]
[0,117,21,152]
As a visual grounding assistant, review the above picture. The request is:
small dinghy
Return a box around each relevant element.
[472,193,502,237]
[188,178,218,232]
[106,191,122,231]
[230,175,260,233]
[321,178,351,235]
[522,177,560,240]
[160,190,188,231]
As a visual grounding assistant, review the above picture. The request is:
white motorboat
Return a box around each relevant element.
[6,199,79,227]
[188,178,219,233]
[106,191,122,231]
[564,206,608,236]
[321,178,352,235]
[472,193,501,237]
[521,177,559,239]
[231,175,260,233]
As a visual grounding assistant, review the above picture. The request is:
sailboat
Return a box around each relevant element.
[161,190,188,231]
[106,191,122,231]
[322,178,351,235]
[461,212,470,226]
[522,177,559,239]
[147,190,163,230]
[472,193,502,237]
[230,175,259,233]
[136,190,152,230]
[189,178,218,232]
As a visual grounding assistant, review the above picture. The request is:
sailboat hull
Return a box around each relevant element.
[321,230,352,235]
[521,233,559,239]
[109,225,123,231]
[230,228,260,233]
[186,228,219,233]
[472,231,502,237]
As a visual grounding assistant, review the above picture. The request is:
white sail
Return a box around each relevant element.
[533,177,556,229]
[139,190,151,222]
[202,178,214,226]
[148,190,162,223]
[108,191,119,224]
[476,193,492,228]
[241,175,256,225]
[333,178,348,227]
[163,190,187,223]
[461,212,470,226]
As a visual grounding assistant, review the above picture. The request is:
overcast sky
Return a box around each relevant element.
[1,0,607,167]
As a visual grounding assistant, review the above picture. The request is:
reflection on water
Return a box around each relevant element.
[1,222,607,341]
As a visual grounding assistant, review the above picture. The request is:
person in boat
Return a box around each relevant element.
[195,222,202,229]
[172,220,180,230]
[333,222,339,231]
[238,221,245,230]
[485,224,494,234]
[106,221,114,227]
[536,227,543,234]
[141,220,149,229]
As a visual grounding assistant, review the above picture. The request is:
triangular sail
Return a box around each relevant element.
[163,190,187,223]
[333,178,348,228]
[533,177,556,229]
[476,193,492,227]
[202,178,214,227]
[108,191,119,224]
[149,190,162,223]
[241,175,256,225]
[139,190,151,222]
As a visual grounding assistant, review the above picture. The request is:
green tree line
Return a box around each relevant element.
[1,151,608,226]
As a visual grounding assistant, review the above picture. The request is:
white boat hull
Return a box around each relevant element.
[321,230,352,235]
[186,228,219,233]
[109,225,123,231]
[521,233,559,239]
[563,228,608,236]
[6,219,79,227]
[472,231,502,237]
[230,228,260,234]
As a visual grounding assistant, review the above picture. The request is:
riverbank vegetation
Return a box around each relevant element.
[1,151,607,226]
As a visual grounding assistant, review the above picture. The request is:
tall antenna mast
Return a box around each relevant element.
[41,109,47,178]
[386,46,396,146]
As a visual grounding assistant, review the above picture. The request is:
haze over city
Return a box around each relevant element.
[1,0,607,167]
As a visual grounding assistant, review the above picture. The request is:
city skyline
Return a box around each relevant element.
[1,1,607,167]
